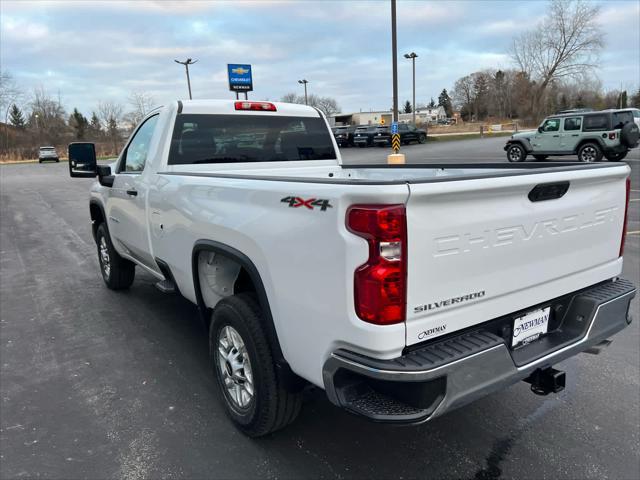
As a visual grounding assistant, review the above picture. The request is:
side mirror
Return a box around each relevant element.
[69,142,97,177]
[537,126,543,133]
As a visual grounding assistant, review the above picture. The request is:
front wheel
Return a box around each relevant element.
[604,151,628,162]
[96,223,135,290]
[418,134,427,144]
[506,143,526,162]
[577,142,603,162]
[210,293,302,437]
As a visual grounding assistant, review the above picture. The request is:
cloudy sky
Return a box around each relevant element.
[2,0,639,116]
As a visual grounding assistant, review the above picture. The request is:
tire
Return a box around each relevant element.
[533,155,548,161]
[620,122,640,148]
[210,293,302,437]
[604,151,628,162]
[418,134,427,144]
[358,144,365,148]
[577,142,603,162]
[39,159,42,164]
[96,223,135,290]
[506,143,526,162]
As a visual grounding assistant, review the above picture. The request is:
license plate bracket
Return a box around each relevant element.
[511,307,550,348]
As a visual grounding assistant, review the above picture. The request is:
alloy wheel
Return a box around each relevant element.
[217,325,254,409]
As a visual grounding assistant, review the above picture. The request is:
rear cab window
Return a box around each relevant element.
[582,114,609,132]
[168,114,337,165]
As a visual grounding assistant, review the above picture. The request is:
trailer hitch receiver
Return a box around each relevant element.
[524,367,566,396]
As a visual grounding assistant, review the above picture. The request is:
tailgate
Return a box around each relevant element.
[405,165,629,346]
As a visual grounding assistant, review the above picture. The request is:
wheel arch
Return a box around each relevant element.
[574,137,605,153]
[506,139,531,152]
[89,199,106,242]
[192,240,285,363]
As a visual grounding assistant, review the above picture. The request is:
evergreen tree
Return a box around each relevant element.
[8,104,25,129]
[89,111,102,137]
[427,97,436,109]
[403,100,412,113]
[69,108,88,139]
[437,89,453,117]
[631,89,640,108]
[620,90,627,108]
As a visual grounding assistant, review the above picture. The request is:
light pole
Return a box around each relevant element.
[298,79,309,105]
[404,52,418,125]
[174,58,198,100]
[391,0,399,126]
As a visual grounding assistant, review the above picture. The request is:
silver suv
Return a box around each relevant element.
[504,109,640,162]
[38,146,59,163]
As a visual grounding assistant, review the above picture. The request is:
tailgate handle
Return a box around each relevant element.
[528,182,569,202]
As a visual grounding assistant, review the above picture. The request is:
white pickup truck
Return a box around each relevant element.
[69,100,636,437]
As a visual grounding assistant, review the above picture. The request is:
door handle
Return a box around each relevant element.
[571,134,579,137]
[126,189,138,197]
[552,135,560,137]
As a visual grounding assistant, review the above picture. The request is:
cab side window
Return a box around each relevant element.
[121,115,159,172]
[563,117,582,131]
[541,118,560,132]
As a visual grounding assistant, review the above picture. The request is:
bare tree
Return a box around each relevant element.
[280,92,300,103]
[314,96,340,116]
[29,87,67,145]
[510,0,604,118]
[1,71,23,149]
[124,91,155,130]
[280,92,340,117]
[98,101,124,154]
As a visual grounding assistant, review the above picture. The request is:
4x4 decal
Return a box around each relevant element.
[281,196,333,211]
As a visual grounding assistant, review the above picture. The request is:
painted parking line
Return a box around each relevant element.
[630,199,640,202]
[627,230,640,235]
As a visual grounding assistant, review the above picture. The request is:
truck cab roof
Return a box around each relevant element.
[179,99,320,117]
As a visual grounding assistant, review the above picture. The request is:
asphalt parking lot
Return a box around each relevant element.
[1,136,639,479]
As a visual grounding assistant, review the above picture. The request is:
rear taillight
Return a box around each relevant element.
[347,204,407,325]
[620,177,631,257]
[234,101,277,111]
[609,132,616,140]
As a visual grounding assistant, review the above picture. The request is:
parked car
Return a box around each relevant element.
[372,123,428,147]
[398,122,427,144]
[68,99,635,437]
[38,146,59,163]
[505,108,640,162]
[372,125,391,146]
[352,125,376,147]
[332,125,357,147]
[629,108,640,128]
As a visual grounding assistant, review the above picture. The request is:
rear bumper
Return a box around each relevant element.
[323,278,636,424]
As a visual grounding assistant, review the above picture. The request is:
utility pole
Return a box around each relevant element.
[404,52,418,125]
[388,0,404,164]
[298,79,309,105]
[174,58,198,99]
[391,0,398,125]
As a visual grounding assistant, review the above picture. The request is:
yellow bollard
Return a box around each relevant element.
[387,153,406,164]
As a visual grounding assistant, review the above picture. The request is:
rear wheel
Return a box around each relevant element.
[506,143,526,162]
[210,293,302,437]
[533,155,548,161]
[577,142,603,162]
[96,223,135,290]
[604,151,628,161]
